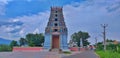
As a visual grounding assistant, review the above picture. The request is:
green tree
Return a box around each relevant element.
[106,39,114,42]
[19,38,27,46]
[71,31,90,47]
[96,42,104,50]
[10,40,19,48]
[26,33,44,47]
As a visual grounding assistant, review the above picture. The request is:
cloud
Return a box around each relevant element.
[0,19,23,27]
[0,0,12,15]
[0,2,5,15]
[106,3,120,13]
[0,0,120,44]
[11,19,19,22]
[0,19,24,40]
[0,11,49,40]
[19,29,24,36]
[0,0,12,4]
[33,28,40,34]
[63,0,120,44]
[26,0,32,2]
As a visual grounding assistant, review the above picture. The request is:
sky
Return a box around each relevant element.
[0,0,120,44]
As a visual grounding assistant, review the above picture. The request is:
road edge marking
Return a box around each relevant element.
[94,52,100,58]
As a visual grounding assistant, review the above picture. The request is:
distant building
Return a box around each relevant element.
[113,40,120,44]
[105,40,120,45]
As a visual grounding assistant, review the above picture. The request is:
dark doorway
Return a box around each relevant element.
[52,35,59,49]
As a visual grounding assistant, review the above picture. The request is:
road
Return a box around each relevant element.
[0,51,60,58]
[62,51,99,58]
[0,51,99,58]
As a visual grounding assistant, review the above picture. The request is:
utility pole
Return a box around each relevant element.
[101,24,108,51]
[95,37,97,48]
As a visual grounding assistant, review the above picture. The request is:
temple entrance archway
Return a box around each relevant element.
[52,35,59,49]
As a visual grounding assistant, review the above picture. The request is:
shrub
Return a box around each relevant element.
[62,51,71,54]
[96,51,120,58]
[0,44,12,52]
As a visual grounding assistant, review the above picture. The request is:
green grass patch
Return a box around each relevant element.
[96,51,120,58]
[62,51,72,54]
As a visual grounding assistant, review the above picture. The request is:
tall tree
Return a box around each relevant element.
[71,31,90,47]
[26,33,44,47]
[19,38,27,46]
[10,40,19,48]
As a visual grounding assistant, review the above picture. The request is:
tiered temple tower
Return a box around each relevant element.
[44,7,68,51]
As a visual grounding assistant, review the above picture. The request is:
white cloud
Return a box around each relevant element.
[0,11,49,40]
[26,0,48,2]
[11,19,20,22]
[1,25,13,32]
[33,28,40,34]
[1,25,21,33]
[26,0,32,2]
[63,0,120,44]
[0,2,5,15]
[19,29,24,37]
[0,0,12,15]
[38,0,49,2]
[0,0,11,4]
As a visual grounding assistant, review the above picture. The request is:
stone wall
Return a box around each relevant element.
[13,47,43,52]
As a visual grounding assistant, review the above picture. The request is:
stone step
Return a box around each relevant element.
[51,49,60,52]
[50,49,62,53]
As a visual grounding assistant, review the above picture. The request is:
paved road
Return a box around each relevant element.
[62,51,99,58]
[0,51,60,58]
[0,51,99,58]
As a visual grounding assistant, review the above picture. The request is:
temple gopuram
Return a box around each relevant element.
[44,7,68,51]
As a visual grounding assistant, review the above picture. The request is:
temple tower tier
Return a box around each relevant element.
[44,7,68,51]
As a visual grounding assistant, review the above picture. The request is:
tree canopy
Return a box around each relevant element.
[19,38,27,46]
[71,31,90,47]
[10,40,19,47]
[26,33,44,47]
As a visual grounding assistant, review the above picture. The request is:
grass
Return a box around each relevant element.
[96,51,120,58]
[62,51,72,54]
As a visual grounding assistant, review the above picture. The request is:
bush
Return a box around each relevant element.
[62,51,71,54]
[117,44,120,53]
[96,45,104,51]
[106,44,120,53]
[106,44,117,52]
[96,43,120,52]
[96,44,120,58]
[0,44,12,52]
[96,51,120,58]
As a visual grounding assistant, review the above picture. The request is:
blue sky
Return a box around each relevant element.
[0,0,120,44]
[1,0,82,18]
